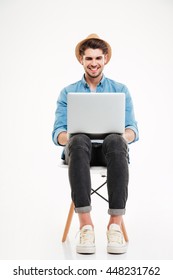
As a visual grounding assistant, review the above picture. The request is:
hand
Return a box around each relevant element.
[123,128,135,144]
[57,131,68,146]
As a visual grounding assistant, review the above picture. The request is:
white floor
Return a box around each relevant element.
[0,145,173,260]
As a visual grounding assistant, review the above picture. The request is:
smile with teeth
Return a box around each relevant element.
[89,67,99,72]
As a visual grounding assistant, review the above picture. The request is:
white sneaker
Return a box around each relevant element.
[76,225,95,254]
[107,224,127,254]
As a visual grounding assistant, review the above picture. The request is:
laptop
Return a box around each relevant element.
[67,92,125,140]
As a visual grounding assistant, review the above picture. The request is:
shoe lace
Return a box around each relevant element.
[108,229,123,244]
[80,229,94,245]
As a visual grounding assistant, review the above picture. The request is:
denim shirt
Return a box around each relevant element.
[52,75,139,146]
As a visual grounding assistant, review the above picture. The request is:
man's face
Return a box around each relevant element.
[80,48,107,79]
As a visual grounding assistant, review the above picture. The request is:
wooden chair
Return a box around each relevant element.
[60,165,129,243]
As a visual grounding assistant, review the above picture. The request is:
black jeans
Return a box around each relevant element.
[64,134,129,215]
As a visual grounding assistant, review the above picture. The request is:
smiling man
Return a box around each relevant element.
[52,34,139,255]
[83,51,104,73]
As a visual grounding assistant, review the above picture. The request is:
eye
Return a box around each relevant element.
[85,57,92,61]
[96,56,103,60]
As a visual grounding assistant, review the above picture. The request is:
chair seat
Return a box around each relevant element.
[90,166,107,176]
[59,161,107,175]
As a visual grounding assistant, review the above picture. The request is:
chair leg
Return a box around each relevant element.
[62,201,74,242]
[121,218,129,243]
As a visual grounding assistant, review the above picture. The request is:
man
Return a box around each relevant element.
[52,34,139,254]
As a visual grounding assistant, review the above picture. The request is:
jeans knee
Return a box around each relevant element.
[68,134,92,152]
[103,134,128,153]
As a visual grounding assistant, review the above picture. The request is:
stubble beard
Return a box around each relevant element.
[86,68,102,79]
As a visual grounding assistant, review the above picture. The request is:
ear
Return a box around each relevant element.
[104,54,108,65]
[79,55,83,65]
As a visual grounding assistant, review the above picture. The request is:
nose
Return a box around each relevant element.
[91,59,97,67]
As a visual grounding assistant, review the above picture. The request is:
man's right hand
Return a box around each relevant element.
[57,131,68,146]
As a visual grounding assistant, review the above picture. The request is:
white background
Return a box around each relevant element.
[0,0,173,260]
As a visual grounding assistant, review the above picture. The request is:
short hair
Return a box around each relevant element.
[79,38,108,56]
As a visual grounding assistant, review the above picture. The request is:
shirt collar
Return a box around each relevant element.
[81,74,105,88]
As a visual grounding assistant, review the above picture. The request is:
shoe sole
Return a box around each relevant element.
[107,244,127,254]
[76,245,96,254]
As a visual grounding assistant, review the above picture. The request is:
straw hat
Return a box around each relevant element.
[75,33,112,64]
